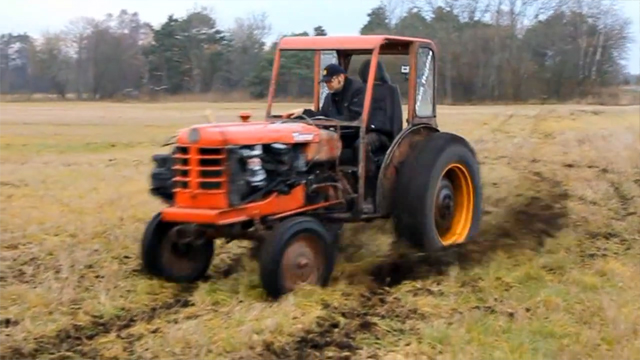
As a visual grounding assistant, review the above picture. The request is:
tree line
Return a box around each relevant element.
[0,0,637,103]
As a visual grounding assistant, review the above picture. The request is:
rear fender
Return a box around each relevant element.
[375,124,440,217]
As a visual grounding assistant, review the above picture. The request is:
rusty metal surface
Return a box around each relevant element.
[280,233,325,292]
[265,49,281,117]
[277,35,437,52]
[375,124,439,217]
[268,200,346,221]
[304,129,342,162]
[357,46,382,215]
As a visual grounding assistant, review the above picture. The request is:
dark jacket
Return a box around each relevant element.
[302,76,365,121]
[303,76,395,139]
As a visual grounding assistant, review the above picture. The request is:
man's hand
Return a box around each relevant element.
[283,108,305,118]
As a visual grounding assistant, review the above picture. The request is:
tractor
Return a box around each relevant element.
[141,35,483,299]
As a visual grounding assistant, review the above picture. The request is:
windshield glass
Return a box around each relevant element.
[415,47,435,118]
[270,49,411,121]
[274,50,315,100]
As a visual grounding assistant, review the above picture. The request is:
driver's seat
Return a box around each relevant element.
[337,59,403,168]
[357,59,404,142]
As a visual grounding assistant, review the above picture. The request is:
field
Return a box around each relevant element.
[1,101,639,360]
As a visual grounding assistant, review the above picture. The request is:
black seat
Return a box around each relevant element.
[337,59,403,168]
[357,59,403,142]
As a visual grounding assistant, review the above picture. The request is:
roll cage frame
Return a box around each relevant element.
[263,35,439,216]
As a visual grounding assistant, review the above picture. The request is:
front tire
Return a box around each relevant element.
[259,216,336,299]
[392,132,482,253]
[141,213,215,283]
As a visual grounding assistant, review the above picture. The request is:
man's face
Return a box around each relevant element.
[324,74,345,93]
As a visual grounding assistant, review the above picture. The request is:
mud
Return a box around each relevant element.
[1,317,20,329]
[0,288,196,360]
[262,287,427,360]
[258,170,573,359]
[1,243,250,360]
[367,174,570,289]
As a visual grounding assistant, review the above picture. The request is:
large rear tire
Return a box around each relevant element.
[259,216,336,299]
[141,213,214,283]
[392,132,482,252]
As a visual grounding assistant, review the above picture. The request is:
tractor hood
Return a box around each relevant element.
[176,121,323,146]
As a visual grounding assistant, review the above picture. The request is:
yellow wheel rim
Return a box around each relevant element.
[434,163,474,245]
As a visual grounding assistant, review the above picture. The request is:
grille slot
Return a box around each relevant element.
[200,169,223,179]
[176,169,189,178]
[199,158,222,167]
[200,181,222,190]
[199,147,223,156]
[174,180,189,189]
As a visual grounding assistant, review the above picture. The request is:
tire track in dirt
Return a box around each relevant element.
[258,171,570,360]
[1,247,248,360]
[578,172,637,259]
[260,287,429,360]
[607,179,636,220]
[0,285,195,360]
[372,170,570,287]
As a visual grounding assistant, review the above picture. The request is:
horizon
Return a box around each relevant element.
[1,0,639,75]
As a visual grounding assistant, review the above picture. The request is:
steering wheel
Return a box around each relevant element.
[276,115,360,136]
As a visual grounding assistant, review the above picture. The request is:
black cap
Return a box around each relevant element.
[319,63,346,82]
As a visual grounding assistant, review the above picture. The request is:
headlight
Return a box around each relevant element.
[188,128,200,143]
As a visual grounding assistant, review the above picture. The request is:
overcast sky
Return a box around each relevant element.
[1,0,638,74]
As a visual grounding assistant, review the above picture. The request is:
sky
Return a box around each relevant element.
[1,0,638,74]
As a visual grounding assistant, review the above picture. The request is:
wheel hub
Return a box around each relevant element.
[160,225,209,276]
[435,178,455,234]
[281,235,323,292]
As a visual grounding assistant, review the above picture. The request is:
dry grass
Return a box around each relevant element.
[0,101,639,360]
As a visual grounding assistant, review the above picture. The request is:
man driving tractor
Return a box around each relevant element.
[283,63,364,121]
[283,63,393,211]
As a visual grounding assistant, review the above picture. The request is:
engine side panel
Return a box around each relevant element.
[304,129,342,162]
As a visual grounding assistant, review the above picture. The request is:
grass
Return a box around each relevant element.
[0,101,639,360]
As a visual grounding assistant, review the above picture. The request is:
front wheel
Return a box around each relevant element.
[259,216,337,299]
[141,213,215,283]
[392,132,482,252]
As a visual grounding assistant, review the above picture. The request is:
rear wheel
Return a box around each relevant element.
[259,216,336,299]
[141,213,215,283]
[392,132,482,252]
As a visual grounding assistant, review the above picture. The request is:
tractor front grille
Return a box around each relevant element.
[171,145,227,192]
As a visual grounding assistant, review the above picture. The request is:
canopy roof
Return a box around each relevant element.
[277,35,436,51]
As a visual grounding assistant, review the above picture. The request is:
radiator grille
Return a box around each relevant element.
[171,145,226,191]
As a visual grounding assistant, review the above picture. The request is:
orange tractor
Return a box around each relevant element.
[141,35,482,299]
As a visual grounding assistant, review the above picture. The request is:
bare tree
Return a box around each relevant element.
[32,31,73,98]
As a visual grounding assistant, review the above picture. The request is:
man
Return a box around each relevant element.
[284,63,391,212]
[283,63,365,121]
